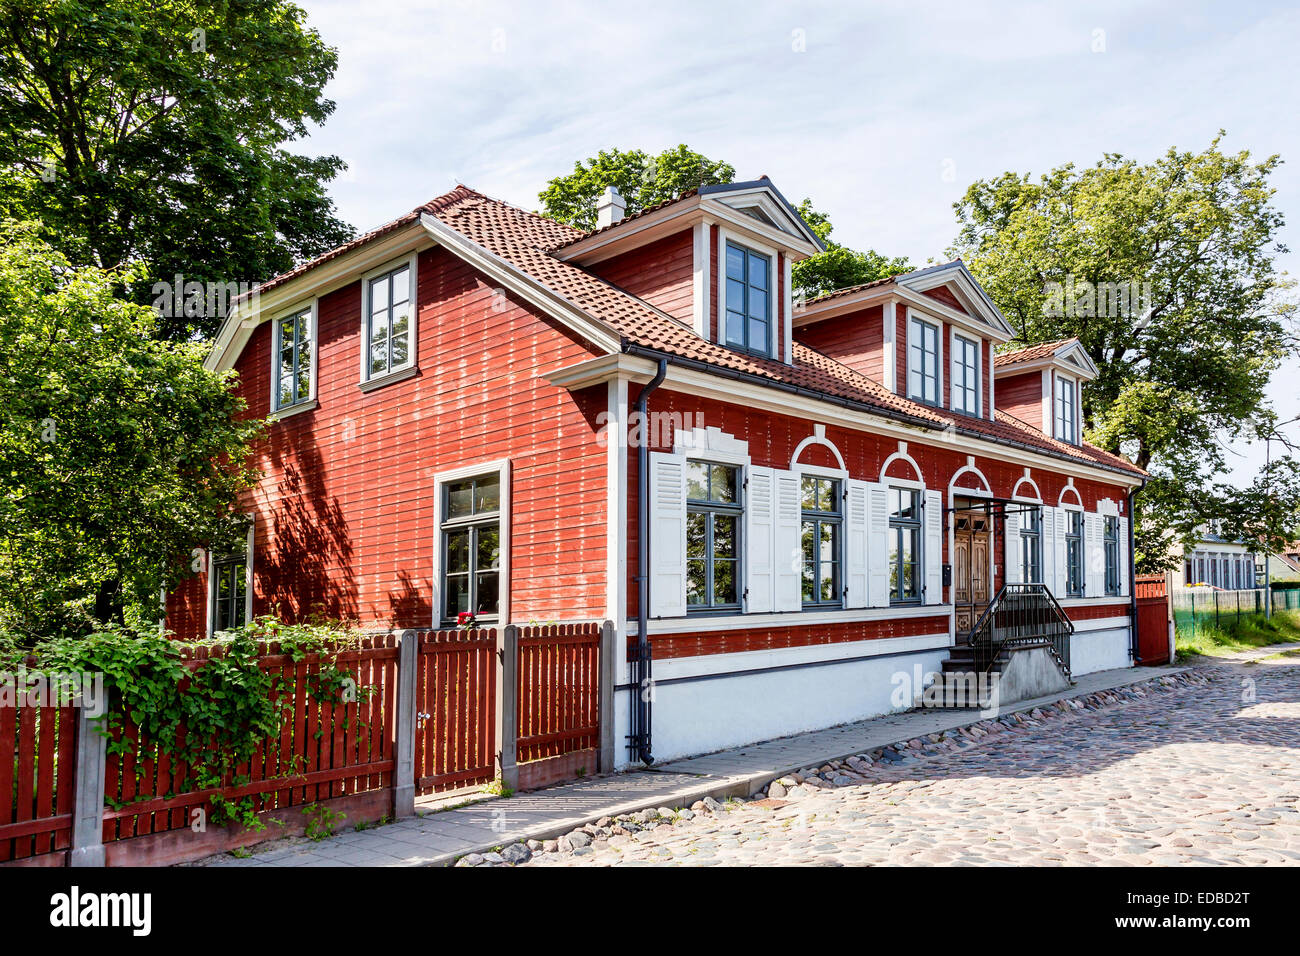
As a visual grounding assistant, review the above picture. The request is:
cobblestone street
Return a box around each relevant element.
[520,657,1300,866]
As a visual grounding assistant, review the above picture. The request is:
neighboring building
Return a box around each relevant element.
[1175,528,1259,590]
[169,179,1146,767]
[1264,551,1300,584]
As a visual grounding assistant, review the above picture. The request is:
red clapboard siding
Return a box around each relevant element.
[590,229,694,324]
[1066,602,1131,622]
[168,246,610,638]
[996,369,1045,430]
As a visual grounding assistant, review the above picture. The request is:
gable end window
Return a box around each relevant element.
[212,554,247,633]
[800,476,842,608]
[908,316,940,405]
[441,474,501,624]
[724,242,771,356]
[686,462,742,611]
[951,334,979,416]
[273,306,313,411]
[364,260,415,382]
[1056,375,1078,444]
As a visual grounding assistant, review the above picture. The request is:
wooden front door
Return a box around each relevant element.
[953,506,993,635]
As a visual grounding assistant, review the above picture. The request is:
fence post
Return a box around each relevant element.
[68,704,107,867]
[393,629,418,820]
[495,625,519,793]
[599,620,616,773]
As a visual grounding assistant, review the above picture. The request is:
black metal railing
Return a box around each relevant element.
[967,583,1073,679]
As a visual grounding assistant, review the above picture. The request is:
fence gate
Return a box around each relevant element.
[414,629,498,795]
[1134,574,1172,665]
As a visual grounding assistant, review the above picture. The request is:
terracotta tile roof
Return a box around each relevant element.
[252,187,1143,479]
[994,338,1078,368]
[803,274,902,304]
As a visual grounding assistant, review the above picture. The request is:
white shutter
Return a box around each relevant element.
[1084,512,1103,597]
[845,479,869,608]
[867,483,890,607]
[924,489,943,605]
[1052,507,1068,597]
[773,470,802,611]
[744,465,776,613]
[1004,505,1022,584]
[648,452,686,618]
[1117,516,1129,596]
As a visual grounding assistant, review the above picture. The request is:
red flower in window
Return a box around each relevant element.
[457,611,477,629]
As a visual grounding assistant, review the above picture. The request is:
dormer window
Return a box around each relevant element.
[907,315,940,406]
[724,241,771,356]
[1055,375,1078,444]
[951,333,979,416]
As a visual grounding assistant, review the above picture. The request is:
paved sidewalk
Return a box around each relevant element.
[204,661,1187,867]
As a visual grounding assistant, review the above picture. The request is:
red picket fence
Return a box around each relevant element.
[414,629,497,795]
[0,696,78,863]
[101,635,399,843]
[517,623,601,764]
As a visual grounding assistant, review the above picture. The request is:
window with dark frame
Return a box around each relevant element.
[1104,515,1120,596]
[800,475,842,608]
[274,307,313,410]
[724,242,771,356]
[1066,510,1084,596]
[365,262,412,380]
[212,555,247,632]
[952,334,979,415]
[889,487,922,603]
[1056,376,1077,444]
[441,474,501,623]
[686,462,742,611]
[1020,505,1043,584]
[908,316,940,405]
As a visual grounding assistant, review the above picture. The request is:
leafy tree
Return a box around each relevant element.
[950,136,1295,570]
[1215,456,1300,575]
[0,0,353,341]
[538,144,736,231]
[792,198,912,300]
[0,221,260,640]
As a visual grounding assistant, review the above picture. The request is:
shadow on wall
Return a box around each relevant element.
[387,569,432,630]
[257,436,359,624]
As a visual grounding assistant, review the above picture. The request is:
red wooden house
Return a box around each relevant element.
[169,178,1145,767]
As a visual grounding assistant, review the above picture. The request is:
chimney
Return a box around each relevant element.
[596,186,626,228]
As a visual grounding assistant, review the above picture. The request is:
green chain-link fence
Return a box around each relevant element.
[1172,587,1300,640]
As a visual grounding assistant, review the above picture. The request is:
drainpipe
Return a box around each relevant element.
[632,358,667,765]
[1127,481,1145,662]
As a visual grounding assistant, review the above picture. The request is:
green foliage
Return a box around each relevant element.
[0,0,354,341]
[1175,609,1300,659]
[539,144,735,231]
[0,222,262,638]
[31,616,369,828]
[482,776,513,798]
[1214,455,1300,559]
[791,198,912,300]
[950,136,1295,569]
[302,802,345,840]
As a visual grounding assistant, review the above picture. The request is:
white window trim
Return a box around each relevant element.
[949,328,981,417]
[430,457,511,627]
[1054,372,1080,444]
[359,252,419,389]
[269,298,319,419]
[206,519,255,638]
[905,307,944,407]
[1011,493,1045,585]
[716,226,781,360]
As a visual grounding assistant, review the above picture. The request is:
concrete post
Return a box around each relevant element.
[392,629,418,819]
[598,620,616,773]
[68,703,107,867]
[495,625,519,792]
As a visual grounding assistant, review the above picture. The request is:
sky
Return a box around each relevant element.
[292,0,1300,487]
